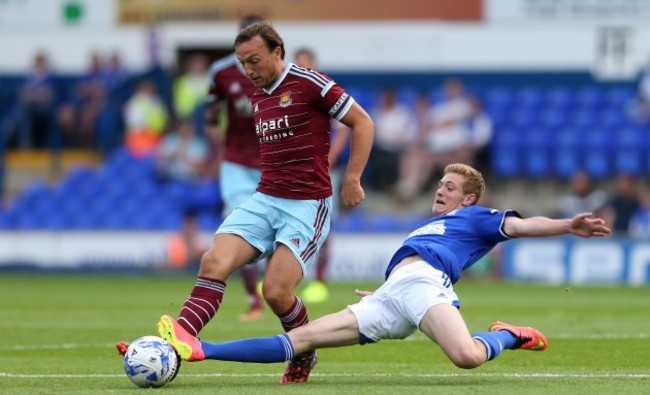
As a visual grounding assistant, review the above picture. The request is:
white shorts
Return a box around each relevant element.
[347,261,460,343]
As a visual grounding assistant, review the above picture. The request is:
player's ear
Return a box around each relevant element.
[463,194,477,206]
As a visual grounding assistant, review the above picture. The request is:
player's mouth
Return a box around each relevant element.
[435,199,445,205]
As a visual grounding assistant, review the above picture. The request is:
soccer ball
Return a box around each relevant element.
[123,335,180,388]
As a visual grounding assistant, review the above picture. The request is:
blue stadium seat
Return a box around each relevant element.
[615,127,644,149]
[539,109,567,129]
[492,150,521,178]
[583,128,609,150]
[396,87,418,108]
[575,86,604,109]
[508,108,537,130]
[484,86,513,109]
[332,212,367,232]
[365,213,402,232]
[555,127,581,150]
[569,109,595,129]
[604,86,635,106]
[545,86,574,110]
[491,127,522,178]
[554,149,581,179]
[598,110,626,129]
[524,148,551,178]
[615,149,642,175]
[584,150,611,179]
[517,86,544,110]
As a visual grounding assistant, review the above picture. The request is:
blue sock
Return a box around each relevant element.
[200,333,295,363]
[472,330,518,361]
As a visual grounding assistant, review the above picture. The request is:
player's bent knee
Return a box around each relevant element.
[448,349,485,369]
[262,285,293,309]
[198,249,237,278]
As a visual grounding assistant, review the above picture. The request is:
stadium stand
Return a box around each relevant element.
[1,65,648,232]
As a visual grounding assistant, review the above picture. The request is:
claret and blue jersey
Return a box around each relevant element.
[250,63,354,200]
[386,205,521,284]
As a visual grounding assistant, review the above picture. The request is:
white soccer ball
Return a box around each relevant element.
[123,335,180,388]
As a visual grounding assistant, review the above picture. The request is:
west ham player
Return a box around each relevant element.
[158,163,611,377]
[114,16,268,358]
[206,14,265,322]
[160,21,374,384]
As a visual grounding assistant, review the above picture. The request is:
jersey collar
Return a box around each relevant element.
[263,62,293,95]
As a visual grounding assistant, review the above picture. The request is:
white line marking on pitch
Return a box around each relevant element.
[0,372,649,379]
[1,333,648,350]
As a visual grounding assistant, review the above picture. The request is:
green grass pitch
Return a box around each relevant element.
[1,273,648,394]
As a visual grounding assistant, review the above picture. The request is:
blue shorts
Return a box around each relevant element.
[219,161,262,215]
[216,192,332,274]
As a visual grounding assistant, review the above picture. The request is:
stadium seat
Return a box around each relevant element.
[539,109,567,129]
[517,86,544,110]
[615,127,644,149]
[524,148,551,178]
[492,150,521,178]
[484,86,513,109]
[554,149,581,179]
[598,110,626,129]
[614,149,642,175]
[491,127,522,178]
[584,150,611,179]
[575,86,604,109]
[508,108,537,130]
[604,86,635,106]
[545,86,574,110]
[583,128,609,150]
[396,87,418,107]
[332,212,367,232]
[569,109,595,129]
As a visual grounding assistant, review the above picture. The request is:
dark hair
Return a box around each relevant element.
[234,21,285,60]
[239,14,263,31]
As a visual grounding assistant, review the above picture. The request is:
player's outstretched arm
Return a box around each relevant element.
[503,212,611,238]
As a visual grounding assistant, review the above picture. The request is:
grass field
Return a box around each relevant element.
[1,273,649,394]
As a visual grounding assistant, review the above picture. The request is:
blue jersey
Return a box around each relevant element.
[385,206,521,284]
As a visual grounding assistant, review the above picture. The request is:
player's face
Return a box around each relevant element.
[295,53,315,69]
[236,35,282,89]
[432,173,471,215]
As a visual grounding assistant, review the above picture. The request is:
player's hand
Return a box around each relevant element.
[569,212,611,238]
[340,178,365,207]
[354,289,373,297]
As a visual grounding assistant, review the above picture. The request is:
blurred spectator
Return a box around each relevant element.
[15,51,59,150]
[58,52,107,148]
[628,56,650,124]
[167,210,206,270]
[156,118,208,182]
[427,78,473,158]
[465,97,493,172]
[97,51,131,155]
[396,79,473,200]
[629,188,650,238]
[557,170,607,219]
[123,78,169,157]
[173,53,209,121]
[366,88,415,192]
[102,51,130,93]
[601,173,641,235]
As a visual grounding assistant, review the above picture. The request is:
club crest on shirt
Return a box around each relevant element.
[279,91,292,108]
[254,103,259,113]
